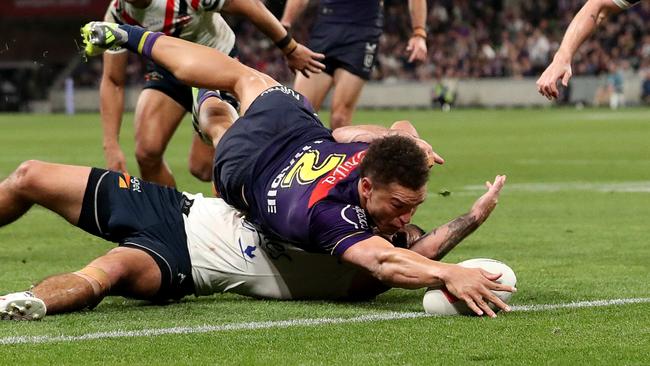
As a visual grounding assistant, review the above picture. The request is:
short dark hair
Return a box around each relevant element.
[360,134,429,190]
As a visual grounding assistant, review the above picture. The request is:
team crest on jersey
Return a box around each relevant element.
[364,42,377,69]
[340,205,369,230]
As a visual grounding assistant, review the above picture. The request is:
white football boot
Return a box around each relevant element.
[0,291,46,320]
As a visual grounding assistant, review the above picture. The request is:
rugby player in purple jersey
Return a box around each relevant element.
[82,22,514,317]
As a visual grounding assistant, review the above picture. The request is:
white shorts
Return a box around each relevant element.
[182,193,361,300]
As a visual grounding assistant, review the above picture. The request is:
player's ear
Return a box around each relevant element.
[360,177,373,199]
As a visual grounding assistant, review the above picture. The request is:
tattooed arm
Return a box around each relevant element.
[409,175,507,260]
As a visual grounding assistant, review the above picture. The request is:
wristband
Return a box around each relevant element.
[282,39,298,55]
[412,27,427,40]
[275,29,293,50]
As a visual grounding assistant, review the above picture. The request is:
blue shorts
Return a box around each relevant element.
[212,87,331,212]
[309,21,381,80]
[144,61,193,111]
[77,168,194,301]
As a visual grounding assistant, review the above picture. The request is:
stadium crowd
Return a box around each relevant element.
[0,0,648,112]
[70,0,650,87]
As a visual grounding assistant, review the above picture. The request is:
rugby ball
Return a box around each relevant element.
[422,258,516,316]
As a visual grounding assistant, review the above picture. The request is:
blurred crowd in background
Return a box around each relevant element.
[1,0,650,110]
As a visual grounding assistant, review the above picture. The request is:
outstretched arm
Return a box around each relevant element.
[221,0,324,76]
[536,0,626,99]
[341,236,514,317]
[409,175,506,260]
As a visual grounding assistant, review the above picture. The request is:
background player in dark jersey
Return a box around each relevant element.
[536,0,644,99]
[100,0,325,188]
[280,0,428,129]
[82,22,514,317]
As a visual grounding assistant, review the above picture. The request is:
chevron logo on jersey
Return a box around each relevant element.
[118,173,142,193]
[118,173,131,189]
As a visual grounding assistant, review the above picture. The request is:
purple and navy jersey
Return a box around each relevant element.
[251,139,373,256]
[612,0,642,9]
[318,0,384,28]
[214,87,375,256]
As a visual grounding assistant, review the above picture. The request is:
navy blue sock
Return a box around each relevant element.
[117,24,163,59]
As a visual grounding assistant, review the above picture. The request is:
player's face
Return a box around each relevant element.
[361,179,427,235]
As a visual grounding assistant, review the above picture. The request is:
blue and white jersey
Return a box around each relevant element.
[183,193,367,300]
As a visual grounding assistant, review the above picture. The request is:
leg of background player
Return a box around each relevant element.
[188,134,215,182]
[329,69,365,130]
[292,71,333,111]
[133,89,186,187]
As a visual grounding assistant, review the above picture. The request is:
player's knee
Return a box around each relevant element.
[10,160,46,195]
[199,100,236,132]
[134,143,165,167]
[330,112,352,130]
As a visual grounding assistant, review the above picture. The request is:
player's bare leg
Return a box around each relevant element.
[31,247,161,315]
[197,96,238,149]
[0,161,91,320]
[292,71,333,111]
[82,22,279,112]
[188,135,215,182]
[0,161,90,227]
[329,69,365,130]
[133,89,186,187]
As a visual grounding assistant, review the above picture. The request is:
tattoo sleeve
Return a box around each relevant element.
[412,213,480,261]
[435,213,480,260]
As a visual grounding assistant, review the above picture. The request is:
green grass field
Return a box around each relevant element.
[0,108,649,364]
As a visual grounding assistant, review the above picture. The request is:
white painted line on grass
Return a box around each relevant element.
[463,181,650,193]
[510,297,650,312]
[1,297,649,345]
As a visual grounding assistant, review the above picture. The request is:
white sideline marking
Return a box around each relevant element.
[1,297,649,345]
[462,181,650,193]
[509,297,650,312]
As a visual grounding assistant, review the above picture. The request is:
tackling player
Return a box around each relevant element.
[536,0,645,99]
[280,0,428,129]
[99,0,325,188]
[80,21,514,318]
[0,161,504,320]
